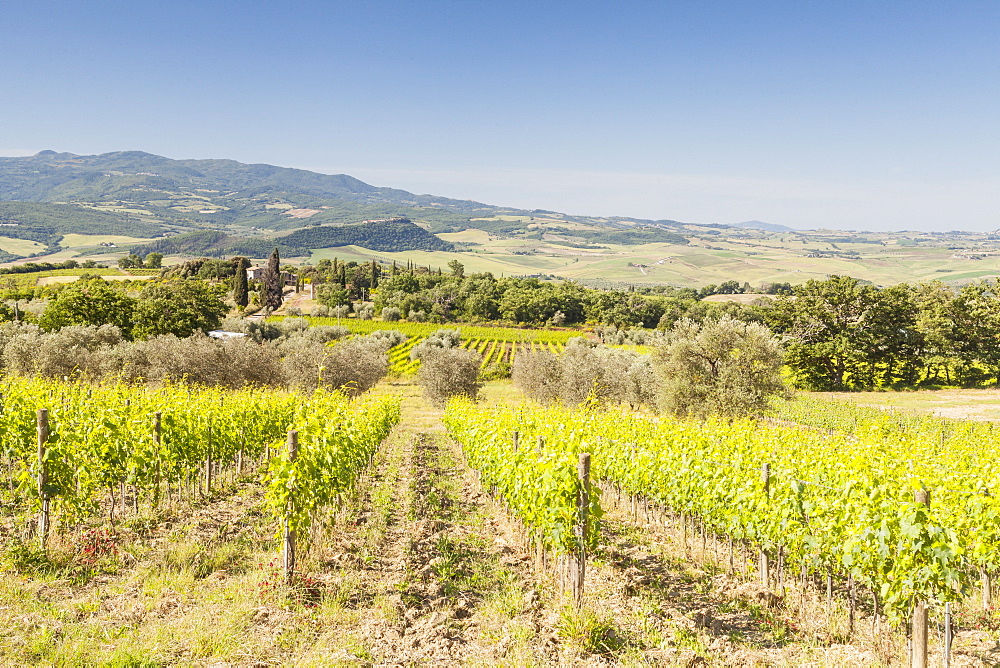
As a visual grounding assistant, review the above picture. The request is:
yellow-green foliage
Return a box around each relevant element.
[461,400,990,624]
[279,316,579,343]
[0,377,298,523]
[265,392,400,542]
[443,399,602,554]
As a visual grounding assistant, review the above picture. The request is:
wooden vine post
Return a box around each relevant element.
[912,487,930,668]
[153,412,162,506]
[37,409,50,550]
[760,462,770,588]
[283,429,298,584]
[572,452,591,606]
[982,489,993,612]
[205,420,214,496]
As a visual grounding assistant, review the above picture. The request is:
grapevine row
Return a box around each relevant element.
[446,399,1000,627]
[0,378,400,567]
[292,316,579,343]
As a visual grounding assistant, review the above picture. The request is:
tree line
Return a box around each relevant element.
[336,263,1000,390]
[16,244,1000,392]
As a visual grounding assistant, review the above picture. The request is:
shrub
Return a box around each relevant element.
[280,337,387,396]
[511,350,562,404]
[331,305,351,319]
[410,328,461,361]
[3,324,123,379]
[355,304,375,320]
[311,305,331,317]
[0,319,378,394]
[381,306,402,322]
[408,310,428,322]
[276,317,310,336]
[366,329,406,350]
[103,334,284,388]
[595,325,665,346]
[418,347,482,408]
[512,339,657,408]
[655,316,788,419]
[297,325,349,345]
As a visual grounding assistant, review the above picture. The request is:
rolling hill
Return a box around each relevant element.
[2,150,1000,289]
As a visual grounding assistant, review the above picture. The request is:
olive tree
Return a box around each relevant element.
[656,315,789,419]
[418,347,482,407]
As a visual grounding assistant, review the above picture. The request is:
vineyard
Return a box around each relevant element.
[0,378,399,579]
[444,398,1000,665]
[296,316,580,344]
[5,369,1000,663]
[278,316,579,376]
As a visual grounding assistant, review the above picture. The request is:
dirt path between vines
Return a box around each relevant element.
[296,379,559,663]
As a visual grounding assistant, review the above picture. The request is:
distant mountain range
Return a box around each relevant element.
[0,150,794,262]
[734,220,796,232]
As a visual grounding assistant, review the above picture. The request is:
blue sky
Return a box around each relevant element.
[1,1,997,231]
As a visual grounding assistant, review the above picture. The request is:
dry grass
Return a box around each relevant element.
[816,388,1000,421]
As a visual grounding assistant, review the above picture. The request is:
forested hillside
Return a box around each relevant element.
[280,219,454,252]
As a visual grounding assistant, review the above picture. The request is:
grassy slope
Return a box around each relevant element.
[311,236,1000,288]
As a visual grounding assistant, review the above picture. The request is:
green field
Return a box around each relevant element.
[0,267,129,288]
[0,237,47,256]
[812,388,1000,421]
[308,231,1000,288]
[60,233,155,247]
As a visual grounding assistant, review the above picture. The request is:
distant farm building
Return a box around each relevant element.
[247,266,297,286]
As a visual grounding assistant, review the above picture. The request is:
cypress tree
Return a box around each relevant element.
[232,256,250,308]
[262,248,283,311]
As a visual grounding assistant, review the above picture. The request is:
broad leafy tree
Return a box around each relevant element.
[766,276,919,390]
[39,278,137,338]
[132,280,227,339]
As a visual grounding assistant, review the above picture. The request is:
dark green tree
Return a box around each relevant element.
[231,256,250,308]
[144,252,163,269]
[262,248,283,312]
[118,253,143,269]
[132,280,228,339]
[316,284,351,308]
[951,280,1000,384]
[39,277,137,337]
[765,276,918,390]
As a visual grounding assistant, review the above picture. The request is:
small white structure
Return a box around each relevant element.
[208,330,247,340]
